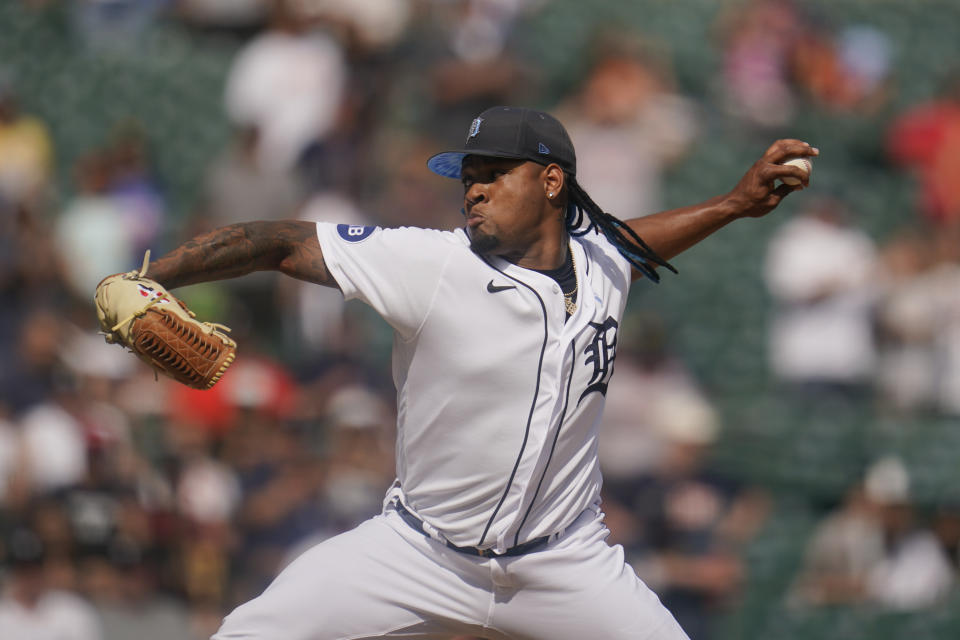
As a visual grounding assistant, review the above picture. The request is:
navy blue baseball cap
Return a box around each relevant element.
[427,106,577,179]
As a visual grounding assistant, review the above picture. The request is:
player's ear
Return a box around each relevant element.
[543,163,565,203]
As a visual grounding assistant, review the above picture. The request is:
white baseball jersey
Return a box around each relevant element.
[316,222,633,554]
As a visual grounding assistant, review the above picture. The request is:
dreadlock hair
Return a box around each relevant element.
[564,176,678,283]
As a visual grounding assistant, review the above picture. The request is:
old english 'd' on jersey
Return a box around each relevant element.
[316,222,633,554]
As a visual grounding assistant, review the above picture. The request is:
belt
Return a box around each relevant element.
[392,500,550,558]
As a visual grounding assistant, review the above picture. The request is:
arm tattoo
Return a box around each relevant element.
[146,220,338,290]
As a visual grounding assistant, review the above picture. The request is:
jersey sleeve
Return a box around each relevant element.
[580,229,633,289]
[316,222,454,339]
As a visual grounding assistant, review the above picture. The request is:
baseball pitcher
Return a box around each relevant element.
[96,106,816,639]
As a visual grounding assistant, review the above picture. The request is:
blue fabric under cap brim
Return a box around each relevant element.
[427,152,467,179]
[427,149,530,179]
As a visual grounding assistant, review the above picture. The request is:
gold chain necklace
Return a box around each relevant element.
[564,248,578,315]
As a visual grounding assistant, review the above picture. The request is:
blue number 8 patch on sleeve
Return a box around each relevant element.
[337,224,377,242]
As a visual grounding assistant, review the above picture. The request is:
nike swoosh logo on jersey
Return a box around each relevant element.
[486,280,516,293]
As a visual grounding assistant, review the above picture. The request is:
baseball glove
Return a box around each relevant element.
[94,251,236,389]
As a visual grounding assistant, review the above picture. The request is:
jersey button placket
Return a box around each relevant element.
[505,326,567,548]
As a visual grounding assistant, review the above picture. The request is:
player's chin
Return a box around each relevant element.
[468,229,500,255]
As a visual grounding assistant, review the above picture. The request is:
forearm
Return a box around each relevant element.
[626,138,817,267]
[627,194,741,261]
[146,220,328,290]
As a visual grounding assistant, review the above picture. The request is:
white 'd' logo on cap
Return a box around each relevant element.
[468,117,483,140]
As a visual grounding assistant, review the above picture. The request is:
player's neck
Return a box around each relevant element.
[512,232,570,271]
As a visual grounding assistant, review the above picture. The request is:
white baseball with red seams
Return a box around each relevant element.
[780,156,813,186]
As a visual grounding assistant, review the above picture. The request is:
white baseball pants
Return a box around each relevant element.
[212,504,689,640]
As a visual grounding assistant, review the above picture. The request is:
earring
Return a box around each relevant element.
[548,193,554,198]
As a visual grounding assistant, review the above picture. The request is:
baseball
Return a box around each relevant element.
[779,156,812,186]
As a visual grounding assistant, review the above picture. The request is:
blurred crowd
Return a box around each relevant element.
[2,0,960,639]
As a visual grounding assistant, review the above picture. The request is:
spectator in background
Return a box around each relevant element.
[0,527,103,640]
[19,498,80,594]
[175,0,269,33]
[561,36,699,220]
[103,122,167,262]
[46,126,164,302]
[0,185,64,297]
[874,227,940,414]
[0,76,54,212]
[888,70,960,227]
[865,483,957,609]
[16,391,89,496]
[304,1,414,202]
[300,0,411,54]
[368,133,460,230]
[720,2,893,121]
[56,390,184,640]
[167,352,298,437]
[788,483,886,607]
[317,384,395,534]
[284,191,370,354]
[225,419,326,607]
[198,125,309,350]
[791,23,893,115]
[203,126,305,228]
[920,226,960,416]
[53,152,133,300]
[714,0,805,128]
[0,308,64,416]
[876,225,960,416]
[0,199,66,389]
[0,408,27,510]
[598,312,711,482]
[219,0,354,349]
[791,457,954,610]
[168,414,241,637]
[412,0,535,145]
[604,386,768,640]
[70,0,167,52]
[224,0,347,174]
[932,504,960,574]
[83,533,193,640]
[763,196,878,400]
[198,358,324,608]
